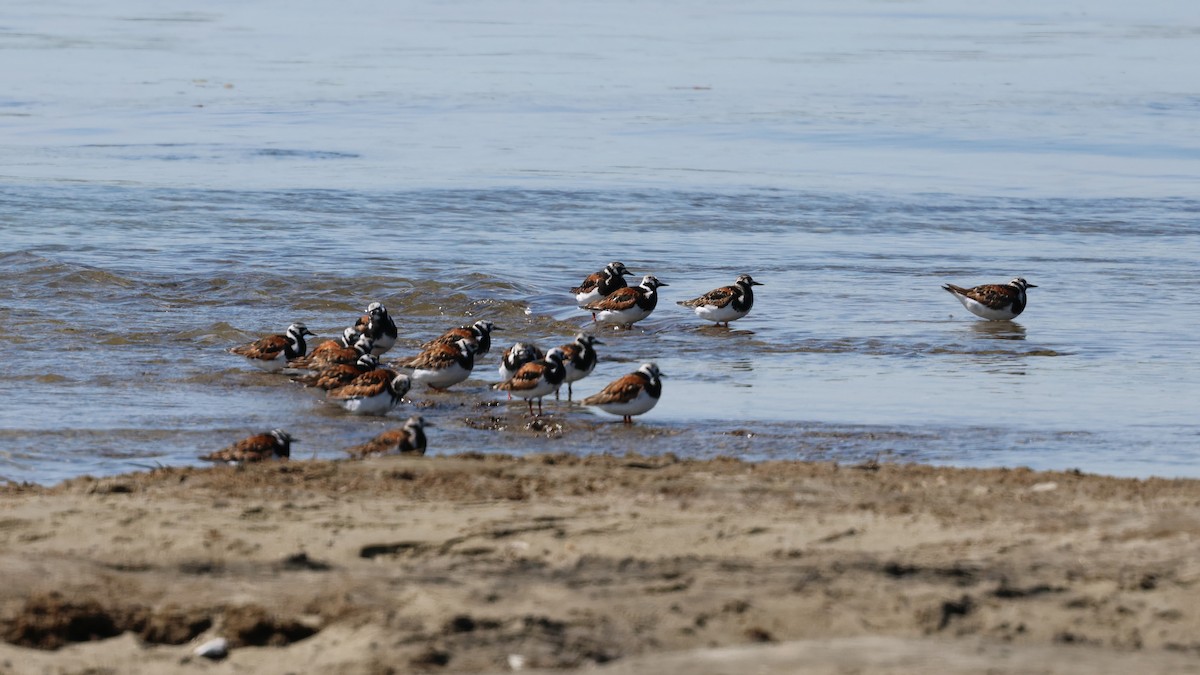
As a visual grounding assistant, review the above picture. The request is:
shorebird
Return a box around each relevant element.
[200,429,294,463]
[344,416,432,457]
[492,348,567,416]
[555,333,601,401]
[581,363,664,425]
[942,277,1036,321]
[420,320,498,358]
[354,302,398,355]
[677,274,763,327]
[326,369,412,416]
[398,338,478,390]
[583,274,667,329]
[229,323,315,372]
[572,261,633,309]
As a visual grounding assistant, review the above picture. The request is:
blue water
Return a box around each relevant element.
[2,0,1198,483]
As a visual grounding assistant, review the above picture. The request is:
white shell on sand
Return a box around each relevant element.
[193,637,230,660]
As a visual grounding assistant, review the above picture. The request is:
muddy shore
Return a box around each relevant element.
[3,453,1200,674]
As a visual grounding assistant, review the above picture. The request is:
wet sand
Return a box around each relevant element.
[3,453,1200,674]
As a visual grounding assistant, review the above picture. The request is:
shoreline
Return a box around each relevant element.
[3,453,1200,673]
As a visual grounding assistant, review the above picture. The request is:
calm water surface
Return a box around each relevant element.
[2,0,1198,483]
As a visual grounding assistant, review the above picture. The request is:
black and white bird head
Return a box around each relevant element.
[544,347,568,364]
[639,275,667,291]
[366,302,388,318]
[736,274,764,288]
[471,320,497,336]
[268,429,295,458]
[573,333,602,348]
[353,334,376,355]
[287,323,315,341]
[355,354,380,369]
[607,261,633,278]
[404,415,431,433]
[637,362,664,381]
[1008,278,1037,291]
[338,326,362,347]
[390,373,413,397]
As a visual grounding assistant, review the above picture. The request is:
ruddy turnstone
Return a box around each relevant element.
[498,342,546,382]
[400,338,478,390]
[229,323,315,372]
[344,416,432,457]
[200,429,293,463]
[497,341,546,400]
[326,368,412,415]
[572,261,633,308]
[581,362,664,424]
[354,302,398,356]
[421,320,498,358]
[292,353,381,390]
[556,333,601,401]
[295,326,361,364]
[677,274,763,327]
[942,277,1037,321]
[491,348,567,416]
[583,274,667,328]
[287,332,374,371]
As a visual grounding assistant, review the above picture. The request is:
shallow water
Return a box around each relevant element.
[2,0,1199,483]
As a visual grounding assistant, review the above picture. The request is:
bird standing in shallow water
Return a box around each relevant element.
[326,369,412,416]
[354,302,398,356]
[572,261,633,310]
[492,348,567,417]
[581,363,664,425]
[344,416,431,457]
[942,277,1036,321]
[200,429,294,463]
[292,353,380,390]
[396,338,478,391]
[419,320,498,359]
[583,274,667,329]
[677,274,763,327]
[555,333,601,401]
[229,323,315,372]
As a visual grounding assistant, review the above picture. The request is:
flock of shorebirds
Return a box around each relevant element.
[202,261,1035,464]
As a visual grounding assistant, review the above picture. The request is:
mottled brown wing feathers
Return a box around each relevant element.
[571,271,604,295]
[680,285,736,309]
[495,361,549,392]
[581,373,644,405]
[292,343,357,368]
[962,284,1018,309]
[397,343,460,370]
[327,369,394,400]
[345,429,408,457]
[312,364,366,390]
[201,433,276,462]
[230,334,287,359]
[421,326,473,350]
[583,287,638,312]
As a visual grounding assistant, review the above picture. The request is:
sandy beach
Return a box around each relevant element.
[3,452,1200,674]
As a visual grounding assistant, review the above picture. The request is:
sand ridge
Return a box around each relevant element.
[2,453,1200,673]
